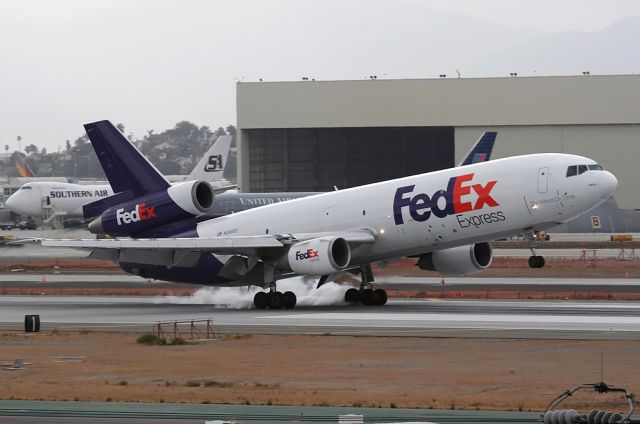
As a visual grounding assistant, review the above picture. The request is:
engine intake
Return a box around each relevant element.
[417,242,493,276]
[167,180,215,214]
[278,237,351,276]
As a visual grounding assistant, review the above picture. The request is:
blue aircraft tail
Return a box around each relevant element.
[458,131,497,166]
[83,120,170,218]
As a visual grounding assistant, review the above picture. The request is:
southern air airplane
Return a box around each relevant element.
[5,135,233,220]
[43,121,617,309]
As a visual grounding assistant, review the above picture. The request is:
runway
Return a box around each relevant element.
[1,294,639,340]
[1,274,639,292]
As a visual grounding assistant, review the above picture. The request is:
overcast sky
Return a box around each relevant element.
[1,0,639,152]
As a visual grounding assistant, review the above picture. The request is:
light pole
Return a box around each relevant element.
[16,136,22,153]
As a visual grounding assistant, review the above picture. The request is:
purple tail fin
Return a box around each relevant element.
[84,120,169,195]
[82,120,170,219]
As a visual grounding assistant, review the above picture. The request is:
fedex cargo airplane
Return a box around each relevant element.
[5,135,233,220]
[43,121,617,309]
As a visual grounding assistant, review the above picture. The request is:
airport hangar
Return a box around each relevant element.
[235,74,640,208]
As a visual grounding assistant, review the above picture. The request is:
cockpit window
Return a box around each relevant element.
[20,186,33,190]
[567,164,603,177]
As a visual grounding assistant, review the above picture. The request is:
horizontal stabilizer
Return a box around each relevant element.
[82,190,136,219]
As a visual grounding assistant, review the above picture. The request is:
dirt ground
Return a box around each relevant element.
[1,331,638,412]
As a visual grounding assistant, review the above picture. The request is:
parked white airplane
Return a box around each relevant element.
[4,135,232,219]
[43,121,617,309]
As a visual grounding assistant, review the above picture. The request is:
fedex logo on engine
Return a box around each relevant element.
[393,173,498,225]
[115,203,157,225]
[295,249,319,261]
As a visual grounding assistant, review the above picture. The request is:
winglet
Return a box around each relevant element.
[457,132,497,166]
[83,120,170,195]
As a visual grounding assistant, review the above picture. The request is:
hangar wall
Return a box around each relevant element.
[237,75,640,207]
[244,127,453,192]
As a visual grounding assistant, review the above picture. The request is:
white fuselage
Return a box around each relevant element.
[5,182,114,218]
[196,153,617,264]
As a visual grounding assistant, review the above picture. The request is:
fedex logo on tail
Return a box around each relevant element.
[116,203,157,225]
[393,173,498,225]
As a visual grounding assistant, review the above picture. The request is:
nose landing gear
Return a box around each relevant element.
[527,231,546,268]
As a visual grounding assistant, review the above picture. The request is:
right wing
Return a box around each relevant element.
[41,228,377,269]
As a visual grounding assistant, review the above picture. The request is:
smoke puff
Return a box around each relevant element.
[157,276,349,309]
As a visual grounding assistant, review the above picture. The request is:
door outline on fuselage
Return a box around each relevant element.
[537,167,549,193]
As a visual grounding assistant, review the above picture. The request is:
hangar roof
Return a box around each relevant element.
[237,75,640,128]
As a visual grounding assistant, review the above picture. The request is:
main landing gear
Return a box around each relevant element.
[344,264,388,306]
[527,231,546,268]
[253,285,297,309]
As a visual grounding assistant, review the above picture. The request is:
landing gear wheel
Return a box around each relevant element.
[345,288,360,304]
[360,288,375,306]
[282,291,297,309]
[254,291,268,309]
[268,291,284,309]
[536,256,545,268]
[374,289,388,306]
[528,255,545,268]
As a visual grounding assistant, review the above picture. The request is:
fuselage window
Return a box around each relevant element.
[578,165,587,175]
[566,166,577,177]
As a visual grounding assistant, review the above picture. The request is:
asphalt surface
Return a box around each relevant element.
[0,400,543,423]
[1,274,639,293]
[1,293,639,340]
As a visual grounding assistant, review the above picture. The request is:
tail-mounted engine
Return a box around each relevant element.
[88,180,215,237]
[276,236,351,276]
[416,242,493,276]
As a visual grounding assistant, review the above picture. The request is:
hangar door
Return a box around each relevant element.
[245,127,454,192]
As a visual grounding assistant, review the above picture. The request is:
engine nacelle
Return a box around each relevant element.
[279,237,351,276]
[417,242,493,276]
[90,180,215,237]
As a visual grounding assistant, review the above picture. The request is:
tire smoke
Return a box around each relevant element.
[157,276,349,309]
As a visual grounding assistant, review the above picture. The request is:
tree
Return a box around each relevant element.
[65,139,71,152]
[24,144,39,156]
[226,124,237,147]
[40,147,47,155]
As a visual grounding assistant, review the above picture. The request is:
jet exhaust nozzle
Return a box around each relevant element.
[88,216,104,235]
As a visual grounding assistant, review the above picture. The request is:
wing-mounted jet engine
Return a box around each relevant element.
[416,242,493,276]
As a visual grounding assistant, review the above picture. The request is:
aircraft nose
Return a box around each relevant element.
[4,193,17,210]
[4,191,37,216]
[600,171,618,199]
